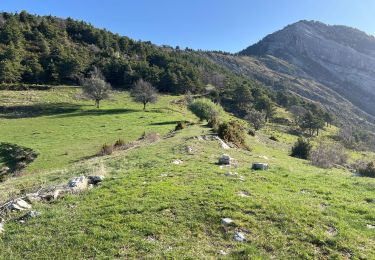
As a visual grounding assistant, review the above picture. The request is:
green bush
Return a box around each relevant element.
[114,139,126,148]
[175,121,186,131]
[218,121,248,149]
[357,162,375,178]
[188,98,223,126]
[98,144,113,156]
[248,129,256,136]
[269,135,279,142]
[290,137,312,159]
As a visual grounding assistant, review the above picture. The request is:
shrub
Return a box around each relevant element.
[99,144,113,156]
[245,109,266,131]
[357,162,375,178]
[208,116,221,131]
[269,135,279,142]
[188,98,223,126]
[310,142,347,168]
[290,138,312,159]
[248,129,256,136]
[175,121,186,131]
[218,121,248,148]
[141,132,160,142]
[114,139,125,148]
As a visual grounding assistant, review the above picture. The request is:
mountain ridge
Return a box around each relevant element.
[237,20,375,119]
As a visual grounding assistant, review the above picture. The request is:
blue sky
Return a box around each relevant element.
[1,0,374,52]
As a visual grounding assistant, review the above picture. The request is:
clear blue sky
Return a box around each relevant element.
[1,0,374,53]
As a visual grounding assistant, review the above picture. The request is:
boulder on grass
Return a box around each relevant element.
[233,231,246,242]
[8,199,32,211]
[251,163,269,171]
[88,175,105,185]
[218,154,232,165]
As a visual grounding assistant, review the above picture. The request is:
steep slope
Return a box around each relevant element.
[204,52,375,129]
[240,20,375,119]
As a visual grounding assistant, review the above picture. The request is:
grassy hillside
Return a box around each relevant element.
[0,87,190,172]
[0,88,374,259]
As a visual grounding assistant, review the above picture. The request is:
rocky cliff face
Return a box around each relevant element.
[240,20,375,118]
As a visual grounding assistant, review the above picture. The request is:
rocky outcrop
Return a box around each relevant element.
[240,20,375,119]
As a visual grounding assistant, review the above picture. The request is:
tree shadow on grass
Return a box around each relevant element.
[149,121,180,126]
[0,103,82,119]
[0,143,38,181]
[54,108,139,118]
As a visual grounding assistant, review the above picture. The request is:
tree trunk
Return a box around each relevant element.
[143,102,146,110]
[95,100,100,109]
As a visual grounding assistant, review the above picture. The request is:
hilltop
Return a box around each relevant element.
[206,20,375,135]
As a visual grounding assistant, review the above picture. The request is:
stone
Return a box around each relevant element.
[41,189,62,201]
[367,224,375,229]
[186,146,193,154]
[221,218,234,225]
[68,176,88,191]
[218,154,231,165]
[9,199,32,211]
[326,227,337,236]
[233,231,246,242]
[26,193,42,202]
[214,136,230,149]
[19,211,41,222]
[172,159,183,165]
[219,250,228,255]
[88,175,105,185]
[0,219,4,235]
[237,191,250,197]
[251,163,269,170]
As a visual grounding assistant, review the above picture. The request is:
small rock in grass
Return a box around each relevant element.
[218,154,232,165]
[19,211,41,223]
[367,224,375,229]
[68,176,88,191]
[237,191,250,197]
[219,250,228,255]
[26,193,42,202]
[9,199,32,211]
[172,159,183,165]
[258,155,269,160]
[326,226,337,236]
[88,175,105,185]
[251,163,269,170]
[238,175,245,182]
[42,189,62,201]
[160,173,168,177]
[233,231,246,242]
[221,218,234,225]
[186,146,193,154]
[0,219,4,235]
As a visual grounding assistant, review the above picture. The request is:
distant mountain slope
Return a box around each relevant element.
[239,20,375,119]
[204,52,375,129]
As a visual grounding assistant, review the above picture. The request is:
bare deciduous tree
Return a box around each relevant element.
[82,68,111,108]
[131,79,158,110]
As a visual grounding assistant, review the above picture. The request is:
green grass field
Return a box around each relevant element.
[0,87,190,172]
[0,88,374,259]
